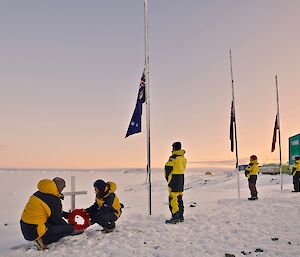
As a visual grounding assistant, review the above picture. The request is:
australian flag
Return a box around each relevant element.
[230,100,235,152]
[125,71,146,138]
[271,114,279,152]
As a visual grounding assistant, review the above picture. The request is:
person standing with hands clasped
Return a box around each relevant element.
[245,155,259,200]
[292,156,300,192]
[164,142,187,224]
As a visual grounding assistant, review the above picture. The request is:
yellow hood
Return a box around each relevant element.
[250,160,258,165]
[106,181,117,194]
[172,149,185,156]
[37,179,62,198]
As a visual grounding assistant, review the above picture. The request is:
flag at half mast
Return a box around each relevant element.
[271,114,279,152]
[230,100,236,152]
[125,71,146,138]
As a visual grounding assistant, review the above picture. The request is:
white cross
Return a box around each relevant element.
[64,176,87,211]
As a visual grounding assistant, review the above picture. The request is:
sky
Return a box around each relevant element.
[0,0,299,169]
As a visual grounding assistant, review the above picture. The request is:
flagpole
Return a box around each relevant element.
[230,50,240,199]
[275,75,283,190]
[144,0,152,215]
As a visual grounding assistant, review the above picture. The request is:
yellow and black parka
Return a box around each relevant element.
[164,149,187,192]
[245,160,259,178]
[20,179,65,241]
[86,181,122,218]
[292,159,300,176]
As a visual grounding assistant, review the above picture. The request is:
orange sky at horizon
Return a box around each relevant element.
[0,1,299,170]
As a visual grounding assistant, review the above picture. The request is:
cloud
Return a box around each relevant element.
[189,158,249,166]
[0,144,14,151]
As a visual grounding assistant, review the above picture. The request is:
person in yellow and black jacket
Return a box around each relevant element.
[20,177,74,250]
[164,142,187,224]
[292,156,300,192]
[85,180,123,233]
[245,155,259,200]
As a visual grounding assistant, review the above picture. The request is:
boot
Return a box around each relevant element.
[248,195,258,200]
[34,238,47,251]
[179,214,184,222]
[101,227,115,233]
[165,213,180,224]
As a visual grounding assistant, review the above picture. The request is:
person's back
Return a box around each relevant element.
[164,142,187,224]
[21,179,64,240]
[20,177,74,250]
[245,155,259,200]
[292,157,300,192]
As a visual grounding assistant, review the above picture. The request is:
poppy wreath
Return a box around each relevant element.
[68,209,90,230]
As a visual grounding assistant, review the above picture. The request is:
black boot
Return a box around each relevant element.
[248,195,258,200]
[165,213,180,224]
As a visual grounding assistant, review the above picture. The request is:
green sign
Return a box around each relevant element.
[289,134,300,164]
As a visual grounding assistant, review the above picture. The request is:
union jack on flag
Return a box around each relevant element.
[125,71,146,138]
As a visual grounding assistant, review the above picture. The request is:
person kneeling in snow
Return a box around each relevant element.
[245,155,259,200]
[85,180,123,233]
[20,177,78,250]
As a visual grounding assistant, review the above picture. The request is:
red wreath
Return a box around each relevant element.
[68,209,90,230]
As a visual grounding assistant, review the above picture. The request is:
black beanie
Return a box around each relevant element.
[172,142,182,151]
[295,157,300,161]
[93,179,106,191]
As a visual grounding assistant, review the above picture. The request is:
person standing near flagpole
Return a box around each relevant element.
[164,142,186,224]
[244,155,259,200]
[292,156,300,192]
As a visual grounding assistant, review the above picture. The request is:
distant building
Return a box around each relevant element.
[289,134,300,164]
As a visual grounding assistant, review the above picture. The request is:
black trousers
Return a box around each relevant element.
[248,175,258,197]
[91,212,118,229]
[293,172,300,192]
[42,220,74,245]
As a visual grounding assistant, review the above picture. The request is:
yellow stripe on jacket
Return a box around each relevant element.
[95,182,122,218]
[293,160,300,176]
[21,179,62,239]
[245,160,259,178]
[164,149,187,183]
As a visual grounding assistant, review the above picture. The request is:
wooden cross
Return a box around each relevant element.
[64,176,87,211]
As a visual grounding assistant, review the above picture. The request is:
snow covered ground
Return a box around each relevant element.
[0,169,299,257]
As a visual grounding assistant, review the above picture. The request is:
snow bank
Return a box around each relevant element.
[0,170,299,256]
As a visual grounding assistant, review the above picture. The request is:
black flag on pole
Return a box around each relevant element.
[230,100,235,152]
[125,71,146,138]
[271,114,279,152]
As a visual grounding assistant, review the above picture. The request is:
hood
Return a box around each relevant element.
[172,149,185,156]
[250,160,258,165]
[295,160,299,165]
[37,179,63,198]
[106,181,117,194]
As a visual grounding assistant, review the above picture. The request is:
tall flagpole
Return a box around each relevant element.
[275,75,283,190]
[144,0,152,215]
[230,50,240,199]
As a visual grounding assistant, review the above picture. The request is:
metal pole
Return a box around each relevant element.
[144,0,151,215]
[275,75,283,190]
[230,50,240,199]
[71,176,75,211]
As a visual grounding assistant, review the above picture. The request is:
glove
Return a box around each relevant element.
[244,170,249,177]
[62,211,71,219]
